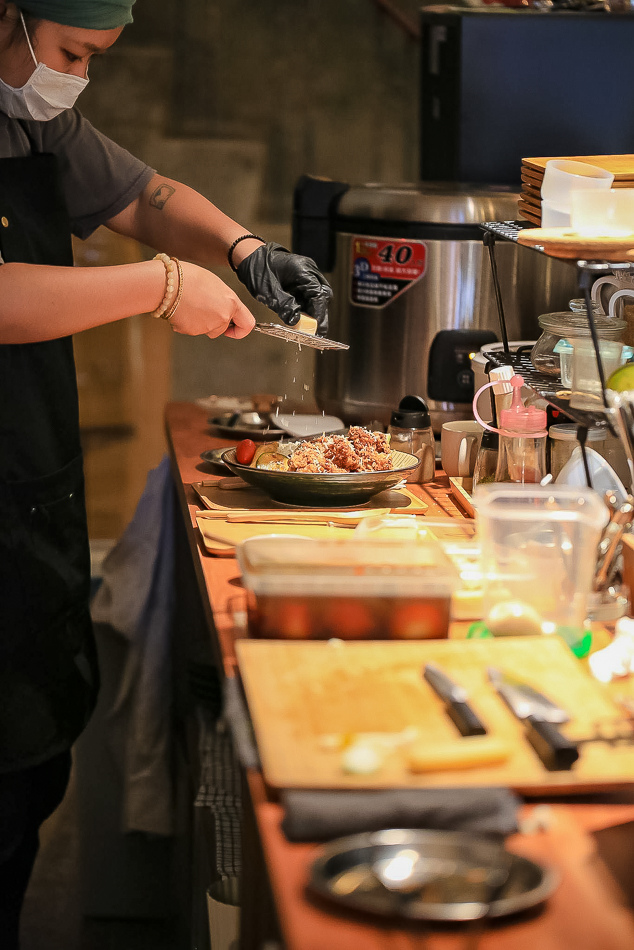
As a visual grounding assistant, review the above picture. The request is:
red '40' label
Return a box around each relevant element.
[350,237,427,308]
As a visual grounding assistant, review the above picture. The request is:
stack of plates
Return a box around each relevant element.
[518,154,634,227]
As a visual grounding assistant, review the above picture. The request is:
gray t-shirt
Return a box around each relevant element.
[0,108,155,240]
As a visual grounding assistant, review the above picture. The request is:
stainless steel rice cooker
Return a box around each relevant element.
[292,178,578,431]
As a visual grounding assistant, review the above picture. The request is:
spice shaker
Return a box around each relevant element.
[387,395,435,484]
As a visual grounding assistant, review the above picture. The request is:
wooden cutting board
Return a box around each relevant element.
[517,227,634,261]
[523,155,634,180]
[194,481,428,555]
[448,477,476,518]
[236,636,634,794]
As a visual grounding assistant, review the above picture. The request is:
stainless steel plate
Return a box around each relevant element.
[199,448,232,472]
[208,412,286,441]
[220,447,418,507]
[308,829,558,922]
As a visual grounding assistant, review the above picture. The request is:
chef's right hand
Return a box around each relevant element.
[167,262,255,339]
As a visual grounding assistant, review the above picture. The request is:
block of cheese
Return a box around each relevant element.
[407,736,511,773]
[296,314,317,335]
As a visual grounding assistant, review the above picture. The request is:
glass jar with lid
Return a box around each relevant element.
[549,424,608,479]
[549,423,631,485]
[530,303,626,377]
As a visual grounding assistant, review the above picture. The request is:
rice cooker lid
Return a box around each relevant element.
[336,182,520,225]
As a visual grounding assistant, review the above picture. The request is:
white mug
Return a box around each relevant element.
[441,421,483,477]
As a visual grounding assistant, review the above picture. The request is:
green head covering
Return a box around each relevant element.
[19,0,135,29]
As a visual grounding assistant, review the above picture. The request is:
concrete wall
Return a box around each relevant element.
[78,0,421,404]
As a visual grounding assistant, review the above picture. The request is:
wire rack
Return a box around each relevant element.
[254,323,349,351]
[480,221,634,426]
[484,344,609,429]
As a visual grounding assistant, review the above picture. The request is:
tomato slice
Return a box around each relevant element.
[389,600,448,640]
[235,438,257,465]
[275,601,312,639]
[322,599,376,639]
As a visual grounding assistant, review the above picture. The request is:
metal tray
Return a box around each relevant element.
[208,412,286,440]
[308,828,558,922]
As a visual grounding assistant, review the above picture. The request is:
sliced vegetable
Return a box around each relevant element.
[255,452,289,471]
[249,441,281,467]
[235,438,257,465]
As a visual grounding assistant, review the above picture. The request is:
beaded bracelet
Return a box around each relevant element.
[163,258,184,322]
[151,252,181,320]
[227,233,265,272]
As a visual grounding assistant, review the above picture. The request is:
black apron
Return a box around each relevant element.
[0,149,98,772]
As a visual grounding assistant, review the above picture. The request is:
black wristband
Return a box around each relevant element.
[227,233,265,272]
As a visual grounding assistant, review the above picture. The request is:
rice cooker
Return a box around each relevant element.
[292,177,578,431]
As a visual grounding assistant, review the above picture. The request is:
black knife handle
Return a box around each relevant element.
[525,717,579,771]
[447,701,488,737]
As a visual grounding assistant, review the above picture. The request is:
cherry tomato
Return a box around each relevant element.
[389,600,448,640]
[236,438,257,465]
[322,599,376,639]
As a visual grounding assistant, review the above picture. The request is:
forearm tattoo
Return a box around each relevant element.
[149,183,176,210]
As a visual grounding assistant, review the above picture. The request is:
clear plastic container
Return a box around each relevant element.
[474,484,608,648]
[530,309,625,376]
[237,535,458,640]
[570,339,630,411]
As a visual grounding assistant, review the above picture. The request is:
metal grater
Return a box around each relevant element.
[254,322,349,351]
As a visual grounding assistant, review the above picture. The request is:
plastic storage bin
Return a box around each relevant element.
[237,536,459,640]
[474,483,608,648]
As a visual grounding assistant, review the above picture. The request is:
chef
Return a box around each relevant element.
[0,0,331,941]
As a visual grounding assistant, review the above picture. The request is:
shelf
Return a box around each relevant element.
[484,345,609,429]
[481,221,634,273]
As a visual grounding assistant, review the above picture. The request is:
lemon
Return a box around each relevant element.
[606,362,634,393]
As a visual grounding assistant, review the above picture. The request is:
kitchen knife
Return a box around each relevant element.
[487,667,579,771]
[423,663,487,737]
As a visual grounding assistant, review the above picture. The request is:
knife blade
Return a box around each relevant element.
[487,667,579,771]
[423,663,487,737]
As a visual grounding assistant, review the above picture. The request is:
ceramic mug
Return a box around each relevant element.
[441,421,483,477]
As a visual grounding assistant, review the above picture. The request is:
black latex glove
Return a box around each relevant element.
[236,241,332,336]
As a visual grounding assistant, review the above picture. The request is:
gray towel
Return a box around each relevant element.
[281,787,521,842]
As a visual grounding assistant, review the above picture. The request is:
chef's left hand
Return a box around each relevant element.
[236,241,332,336]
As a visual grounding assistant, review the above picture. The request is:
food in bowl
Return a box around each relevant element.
[251,427,393,473]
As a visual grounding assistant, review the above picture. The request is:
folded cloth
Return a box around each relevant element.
[281,787,521,842]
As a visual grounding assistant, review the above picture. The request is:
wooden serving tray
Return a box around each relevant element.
[192,481,427,514]
[448,476,476,518]
[236,637,634,794]
[517,227,634,261]
[523,155,634,181]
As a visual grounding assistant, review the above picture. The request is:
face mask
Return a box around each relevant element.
[0,12,88,121]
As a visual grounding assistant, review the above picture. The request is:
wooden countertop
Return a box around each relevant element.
[165,400,634,950]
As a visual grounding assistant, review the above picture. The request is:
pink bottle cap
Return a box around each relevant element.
[499,375,547,435]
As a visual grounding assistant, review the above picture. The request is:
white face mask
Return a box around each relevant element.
[0,12,89,121]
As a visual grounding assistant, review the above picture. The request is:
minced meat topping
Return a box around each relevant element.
[283,427,393,474]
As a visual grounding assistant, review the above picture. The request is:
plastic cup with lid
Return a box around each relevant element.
[541,160,614,214]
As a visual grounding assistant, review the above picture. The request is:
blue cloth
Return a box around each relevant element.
[91,456,175,836]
